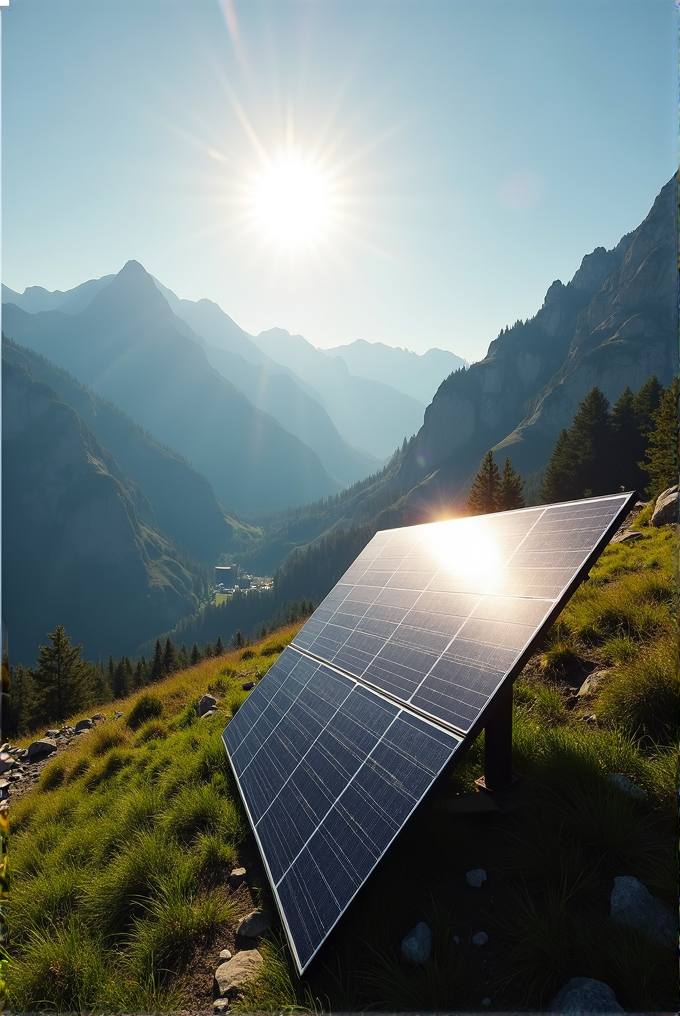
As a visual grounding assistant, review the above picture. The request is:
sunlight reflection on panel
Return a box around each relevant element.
[421,517,501,585]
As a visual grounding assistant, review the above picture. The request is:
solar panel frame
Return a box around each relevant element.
[223,491,637,974]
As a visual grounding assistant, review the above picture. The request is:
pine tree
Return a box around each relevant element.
[541,387,616,502]
[467,451,500,515]
[151,639,164,681]
[134,658,147,688]
[234,630,244,650]
[640,378,679,497]
[30,626,95,724]
[632,376,663,436]
[611,386,646,492]
[190,643,202,666]
[163,638,178,675]
[496,458,525,511]
[178,644,189,669]
[215,635,224,656]
[113,657,133,699]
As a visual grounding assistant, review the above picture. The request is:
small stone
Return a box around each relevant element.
[453,935,460,945]
[75,718,93,733]
[198,694,217,717]
[92,713,106,721]
[219,949,232,961]
[237,909,271,937]
[242,681,254,691]
[577,671,608,697]
[466,868,487,887]
[214,949,264,998]
[608,773,647,801]
[213,999,230,1013]
[472,931,489,947]
[549,976,624,1013]
[45,729,61,738]
[0,744,8,753]
[400,921,431,963]
[200,709,217,720]
[229,867,247,888]
[481,999,491,1007]
[611,530,643,544]
[114,711,123,719]
[27,738,57,759]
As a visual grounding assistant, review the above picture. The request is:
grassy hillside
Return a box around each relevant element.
[7,516,676,1012]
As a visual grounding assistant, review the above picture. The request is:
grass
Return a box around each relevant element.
[8,525,677,1012]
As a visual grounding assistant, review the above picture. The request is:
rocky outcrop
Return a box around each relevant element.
[651,485,678,527]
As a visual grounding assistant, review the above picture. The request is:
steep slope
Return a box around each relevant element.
[2,339,247,562]
[251,328,427,459]
[153,284,379,480]
[325,338,468,403]
[2,356,205,664]
[2,262,342,510]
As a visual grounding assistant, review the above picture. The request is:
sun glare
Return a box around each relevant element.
[423,518,501,589]
[248,154,335,248]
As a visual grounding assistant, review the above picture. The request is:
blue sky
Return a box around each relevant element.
[2,0,675,363]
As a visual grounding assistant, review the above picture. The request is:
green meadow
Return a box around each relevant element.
[7,518,676,1012]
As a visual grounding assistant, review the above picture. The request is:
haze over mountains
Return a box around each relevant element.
[2,175,674,664]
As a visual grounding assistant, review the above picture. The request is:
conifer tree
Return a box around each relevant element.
[151,639,164,680]
[113,657,133,699]
[632,376,663,435]
[611,386,646,492]
[203,642,214,658]
[163,638,178,675]
[178,644,189,669]
[134,658,147,688]
[234,630,244,650]
[30,626,95,723]
[190,643,202,666]
[467,451,500,515]
[640,378,679,497]
[496,458,525,511]
[541,387,615,502]
[215,635,224,656]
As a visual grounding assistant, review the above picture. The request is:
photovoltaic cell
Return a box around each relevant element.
[223,492,635,973]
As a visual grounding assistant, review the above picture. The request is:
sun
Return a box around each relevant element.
[248,154,335,248]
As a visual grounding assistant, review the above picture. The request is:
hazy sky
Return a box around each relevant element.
[2,0,675,363]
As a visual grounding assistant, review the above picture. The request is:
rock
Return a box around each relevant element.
[219,949,232,960]
[198,694,217,717]
[229,867,247,889]
[213,999,230,1013]
[242,681,254,691]
[114,711,123,719]
[651,485,678,527]
[45,729,61,738]
[0,744,8,753]
[453,935,460,945]
[214,949,264,998]
[549,976,624,1013]
[200,709,217,720]
[0,759,12,776]
[611,530,643,544]
[481,999,491,1007]
[75,718,93,733]
[237,909,271,938]
[577,672,608,697]
[608,773,647,801]
[472,931,489,947]
[92,713,106,722]
[27,738,57,759]
[466,868,487,887]
[400,921,431,963]
[610,875,675,947]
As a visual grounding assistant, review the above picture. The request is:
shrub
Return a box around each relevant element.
[224,687,248,716]
[241,649,255,660]
[90,725,129,756]
[541,642,581,675]
[134,719,169,745]
[126,693,163,731]
[38,757,66,791]
[598,638,676,743]
[260,643,285,657]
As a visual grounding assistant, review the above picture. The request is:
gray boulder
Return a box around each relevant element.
[549,976,624,1013]
[466,868,487,887]
[237,909,271,938]
[198,694,217,717]
[214,949,263,998]
[27,738,57,759]
[0,759,13,775]
[651,485,678,527]
[610,875,675,947]
[75,718,93,733]
[472,931,489,947]
[608,773,647,801]
[577,671,608,698]
[400,921,431,963]
[45,729,61,738]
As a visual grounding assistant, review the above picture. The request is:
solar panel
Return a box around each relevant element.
[223,492,636,973]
